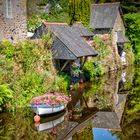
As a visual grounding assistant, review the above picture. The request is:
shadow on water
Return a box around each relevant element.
[0,66,140,140]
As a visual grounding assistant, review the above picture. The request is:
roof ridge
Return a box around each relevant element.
[92,2,120,6]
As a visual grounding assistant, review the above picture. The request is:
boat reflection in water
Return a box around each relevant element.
[33,110,68,132]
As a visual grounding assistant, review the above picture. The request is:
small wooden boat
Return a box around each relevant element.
[32,104,66,115]
[33,110,67,132]
[30,93,70,115]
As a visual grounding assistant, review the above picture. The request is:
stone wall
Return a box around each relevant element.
[112,12,125,56]
[111,12,126,66]
[0,0,27,42]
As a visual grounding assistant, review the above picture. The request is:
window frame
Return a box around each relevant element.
[5,0,13,19]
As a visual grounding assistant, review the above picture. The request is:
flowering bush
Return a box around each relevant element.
[30,93,70,107]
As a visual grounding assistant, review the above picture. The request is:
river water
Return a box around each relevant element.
[0,66,140,140]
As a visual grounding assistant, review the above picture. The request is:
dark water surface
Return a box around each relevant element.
[0,66,140,140]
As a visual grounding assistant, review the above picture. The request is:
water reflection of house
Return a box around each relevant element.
[90,2,130,64]
[115,93,128,123]
[93,112,121,131]
[33,22,97,73]
[92,92,128,131]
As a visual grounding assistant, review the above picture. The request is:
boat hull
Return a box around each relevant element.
[32,104,66,115]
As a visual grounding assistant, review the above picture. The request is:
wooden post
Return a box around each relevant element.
[60,60,70,72]
[81,56,88,69]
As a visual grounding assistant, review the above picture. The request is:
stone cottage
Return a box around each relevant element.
[90,2,130,65]
[33,22,97,73]
[0,0,27,42]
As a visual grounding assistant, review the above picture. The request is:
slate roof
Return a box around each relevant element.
[72,22,94,37]
[117,31,130,43]
[90,2,121,29]
[33,22,97,60]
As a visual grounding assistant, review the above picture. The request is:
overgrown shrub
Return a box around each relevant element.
[83,35,110,80]
[124,13,140,64]
[83,59,105,80]
[0,37,69,110]
[93,35,109,59]
[0,84,13,111]
[27,0,69,32]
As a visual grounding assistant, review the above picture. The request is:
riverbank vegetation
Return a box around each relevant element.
[124,13,140,65]
[0,36,70,111]
[1,0,139,112]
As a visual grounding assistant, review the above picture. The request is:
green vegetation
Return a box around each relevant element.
[83,75,114,110]
[83,59,105,80]
[83,36,109,80]
[72,124,93,140]
[124,13,140,64]
[93,36,109,59]
[27,0,69,32]
[69,0,91,26]
[0,109,55,140]
[27,0,91,31]
[0,36,70,111]
[0,84,13,111]
[126,67,140,114]
[2,0,139,112]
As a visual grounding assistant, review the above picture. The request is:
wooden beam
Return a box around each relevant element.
[60,60,70,72]
[81,56,88,68]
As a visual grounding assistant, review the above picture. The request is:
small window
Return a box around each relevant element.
[6,0,13,18]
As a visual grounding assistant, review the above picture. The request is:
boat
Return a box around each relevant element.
[30,93,70,115]
[32,104,67,115]
[33,110,67,132]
